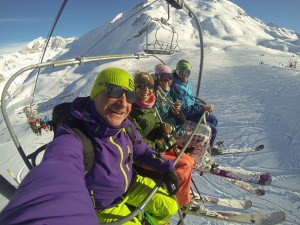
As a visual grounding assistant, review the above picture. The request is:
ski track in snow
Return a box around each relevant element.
[184,61,300,224]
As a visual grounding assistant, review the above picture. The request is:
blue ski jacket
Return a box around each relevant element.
[170,76,205,117]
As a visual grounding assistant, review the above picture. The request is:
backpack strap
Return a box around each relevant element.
[72,128,95,176]
[124,126,140,147]
[27,102,95,176]
[124,126,134,142]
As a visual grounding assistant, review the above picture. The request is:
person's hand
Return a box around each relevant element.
[159,122,175,137]
[174,100,181,111]
[156,136,176,152]
[163,170,179,196]
[156,139,168,152]
[165,136,177,150]
[174,111,186,125]
[205,104,214,113]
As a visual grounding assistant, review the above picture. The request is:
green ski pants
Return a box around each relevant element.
[96,175,178,225]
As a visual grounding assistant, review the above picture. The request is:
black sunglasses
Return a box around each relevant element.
[136,83,155,90]
[96,83,137,104]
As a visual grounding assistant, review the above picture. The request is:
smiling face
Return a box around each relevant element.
[93,91,132,126]
[136,84,154,102]
[134,72,155,103]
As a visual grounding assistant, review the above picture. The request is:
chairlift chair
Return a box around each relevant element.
[143,17,180,55]
[0,1,206,224]
[23,105,38,119]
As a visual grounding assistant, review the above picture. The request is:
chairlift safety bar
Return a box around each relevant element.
[1,54,151,170]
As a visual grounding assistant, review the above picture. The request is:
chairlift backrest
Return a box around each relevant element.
[23,105,38,119]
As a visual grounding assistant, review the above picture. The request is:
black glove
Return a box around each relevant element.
[184,146,195,154]
[174,111,186,125]
[163,170,179,196]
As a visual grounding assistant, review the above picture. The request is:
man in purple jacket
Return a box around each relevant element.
[0,67,179,225]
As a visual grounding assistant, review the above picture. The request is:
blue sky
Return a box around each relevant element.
[230,0,299,31]
[0,0,299,55]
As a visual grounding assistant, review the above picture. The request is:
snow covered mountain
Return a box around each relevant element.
[1,0,299,80]
[62,0,299,57]
[0,36,76,91]
[0,0,300,224]
[1,0,298,88]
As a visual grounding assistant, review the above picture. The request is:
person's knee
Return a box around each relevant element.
[176,160,193,176]
[208,114,218,126]
[212,126,217,135]
[167,197,178,217]
[208,124,217,135]
[187,155,195,166]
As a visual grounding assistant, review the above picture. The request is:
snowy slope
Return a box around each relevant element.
[0,0,299,224]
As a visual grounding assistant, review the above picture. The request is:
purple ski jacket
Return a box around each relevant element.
[0,97,175,225]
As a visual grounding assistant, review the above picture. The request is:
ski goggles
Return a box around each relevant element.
[156,73,173,82]
[136,83,155,90]
[176,69,191,78]
[97,83,137,104]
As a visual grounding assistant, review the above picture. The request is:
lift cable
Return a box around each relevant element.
[30,0,69,108]
[81,0,159,57]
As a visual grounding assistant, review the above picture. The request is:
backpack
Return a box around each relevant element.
[52,102,95,176]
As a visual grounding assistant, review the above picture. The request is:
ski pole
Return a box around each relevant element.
[154,106,185,224]
[7,169,20,185]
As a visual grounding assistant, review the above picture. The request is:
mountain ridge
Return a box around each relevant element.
[0,36,77,83]
[56,0,300,58]
[0,0,299,85]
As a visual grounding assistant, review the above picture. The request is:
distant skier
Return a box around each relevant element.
[28,117,38,134]
[35,119,42,136]
[43,116,50,129]
[47,119,53,131]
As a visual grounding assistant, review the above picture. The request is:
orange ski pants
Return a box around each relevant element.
[163,149,195,206]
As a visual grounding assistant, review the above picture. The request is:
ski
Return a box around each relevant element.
[212,165,272,185]
[182,205,285,224]
[222,177,266,196]
[218,144,264,155]
[190,191,252,209]
[195,152,272,185]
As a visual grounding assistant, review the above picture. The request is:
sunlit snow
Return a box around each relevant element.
[0,0,299,224]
